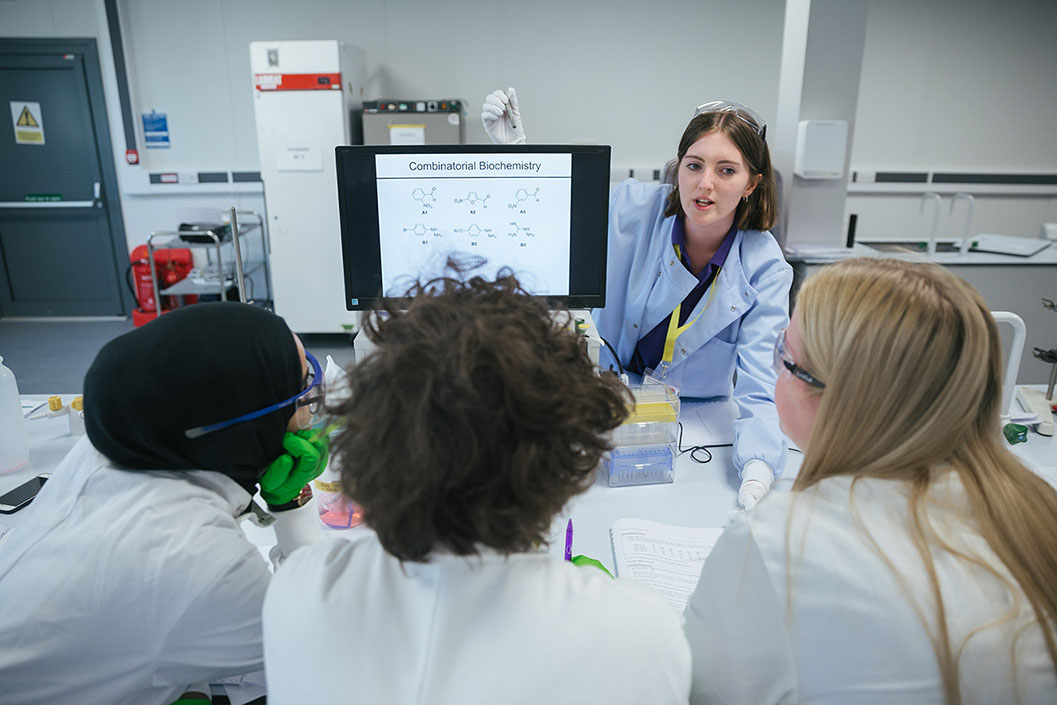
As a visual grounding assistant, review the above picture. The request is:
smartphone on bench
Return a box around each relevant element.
[0,473,51,514]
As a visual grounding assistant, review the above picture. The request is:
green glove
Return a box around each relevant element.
[571,554,614,578]
[260,430,330,505]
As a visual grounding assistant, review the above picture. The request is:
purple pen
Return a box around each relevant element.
[564,519,573,561]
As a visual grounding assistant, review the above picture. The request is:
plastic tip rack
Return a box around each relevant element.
[605,384,680,487]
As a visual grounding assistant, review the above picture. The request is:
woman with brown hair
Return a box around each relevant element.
[263,273,692,704]
[683,258,1057,703]
[483,90,791,510]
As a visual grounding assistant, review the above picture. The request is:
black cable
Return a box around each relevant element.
[676,422,733,465]
[598,335,624,376]
[124,263,138,301]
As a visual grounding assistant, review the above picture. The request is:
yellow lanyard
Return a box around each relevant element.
[660,245,721,367]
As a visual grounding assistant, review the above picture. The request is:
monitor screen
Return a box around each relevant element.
[335,144,611,310]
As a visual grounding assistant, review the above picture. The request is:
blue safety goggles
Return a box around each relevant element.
[184,350,325,439]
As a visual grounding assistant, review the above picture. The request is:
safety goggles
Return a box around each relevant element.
[693,100,767,141]
[184,350,325,439]
[773,329,825,389]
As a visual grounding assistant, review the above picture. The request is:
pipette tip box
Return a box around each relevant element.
[605,444,676,487]
[604,384,679,487]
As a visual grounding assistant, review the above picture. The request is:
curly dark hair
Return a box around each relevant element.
[329,272,631,562]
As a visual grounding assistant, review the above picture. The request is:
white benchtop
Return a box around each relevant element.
[787,239,1057,265]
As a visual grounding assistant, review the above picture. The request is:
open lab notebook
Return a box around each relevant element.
[610,518,724,613]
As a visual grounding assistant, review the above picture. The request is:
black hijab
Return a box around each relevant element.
[84,302,303,487]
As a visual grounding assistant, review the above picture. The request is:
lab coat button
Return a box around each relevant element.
[731,305,737,311]
[632,323,638,328]
[669,259,675,266]
[680,348,687,355]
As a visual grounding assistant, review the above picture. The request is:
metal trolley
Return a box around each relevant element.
[146,207,271,308]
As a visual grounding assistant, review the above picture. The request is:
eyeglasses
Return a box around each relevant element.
[693,100,767,141]
[773,329,825,389]
[185,350,326,439]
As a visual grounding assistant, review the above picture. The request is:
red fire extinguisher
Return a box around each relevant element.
[128,245,197,327]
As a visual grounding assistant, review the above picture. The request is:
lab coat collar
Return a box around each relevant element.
[670,218,738,283]
[687,263,752,357]
[651,229,756,342]
[396,544,552,582]
[179,470,255,517]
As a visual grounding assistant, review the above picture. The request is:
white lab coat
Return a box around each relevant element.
[263,532,692,704]
[0,436,271,705]
[594,179,792,475]
[683,473,1057,704]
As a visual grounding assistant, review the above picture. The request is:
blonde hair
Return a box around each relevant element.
[792,258,1057,704]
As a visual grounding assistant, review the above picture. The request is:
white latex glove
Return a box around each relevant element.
[177,682,211,702]
[738,460,775,510]
[270,495,323,568]
[481,87,526,144]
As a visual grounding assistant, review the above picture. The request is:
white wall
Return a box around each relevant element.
[0,0,785,254]
[114,0,784,175]
[2,0,1055,251]
[846,0,1057,242]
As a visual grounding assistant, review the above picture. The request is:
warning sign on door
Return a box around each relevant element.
[10,101,45,145]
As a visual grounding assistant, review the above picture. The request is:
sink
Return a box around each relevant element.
[861,241,965,254]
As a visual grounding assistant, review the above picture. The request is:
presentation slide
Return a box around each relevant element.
[375,153,572,296]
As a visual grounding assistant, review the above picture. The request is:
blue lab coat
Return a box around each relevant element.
[593,179,792,476]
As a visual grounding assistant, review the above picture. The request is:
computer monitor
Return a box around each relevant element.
[335,144,611,310]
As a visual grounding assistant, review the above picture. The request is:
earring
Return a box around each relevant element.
[742,195,749,203]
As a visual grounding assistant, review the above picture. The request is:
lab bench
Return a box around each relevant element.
[786,243,1057,385]
[6,392,1056,568]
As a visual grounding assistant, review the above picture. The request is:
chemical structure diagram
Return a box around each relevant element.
[403,223,442,240]
[454,224,496,240]
[412,187,437,213]
[507,187,541,211]
[507,223,536,243]
[453,192,490,208]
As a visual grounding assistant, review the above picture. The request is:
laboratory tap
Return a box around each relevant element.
[920,192,942,257]
[951,192,975,256]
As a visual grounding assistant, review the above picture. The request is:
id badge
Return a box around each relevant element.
[642,363,680,396]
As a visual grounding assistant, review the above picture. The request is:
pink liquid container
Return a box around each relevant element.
[313,465,364,529]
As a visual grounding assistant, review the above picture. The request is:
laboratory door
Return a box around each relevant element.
[0,38,128,317]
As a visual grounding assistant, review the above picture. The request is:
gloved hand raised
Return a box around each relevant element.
[259,430,330,506]
[481,87,526,145]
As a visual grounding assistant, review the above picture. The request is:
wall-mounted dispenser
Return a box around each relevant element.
[793,120,849,179]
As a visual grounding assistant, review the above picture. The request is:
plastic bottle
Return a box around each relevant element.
[313,463,364,529]
[68,396,86,436]
[0,356,30,474]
